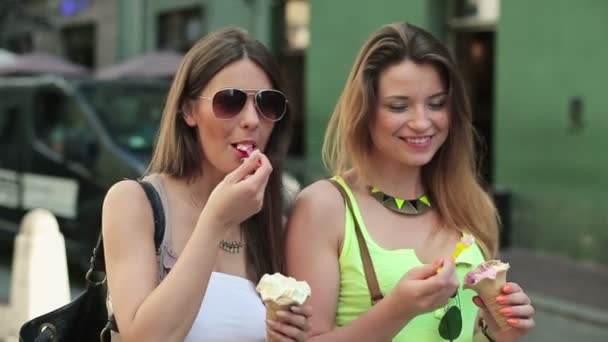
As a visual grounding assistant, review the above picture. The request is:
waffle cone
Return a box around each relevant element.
[265,300,293,342]
[464,268,510,331]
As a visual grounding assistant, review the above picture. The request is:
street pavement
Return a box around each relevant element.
[500,247,608,341]
[2,247,608,341]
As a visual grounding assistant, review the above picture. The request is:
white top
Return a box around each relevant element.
[185,272,266,342]
[110,272,266,342]
[148,174,267,341]
[109,175,267,341]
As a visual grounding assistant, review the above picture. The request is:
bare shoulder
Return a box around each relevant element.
[103,179,150,218]
[293,179,345,217]
[286,180,345,331]
[102,179,155,242]
[287,179,346,242]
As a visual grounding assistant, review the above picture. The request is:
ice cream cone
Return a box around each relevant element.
[265,300,293,342]
[256,273,311,341]
[464,260,511,331]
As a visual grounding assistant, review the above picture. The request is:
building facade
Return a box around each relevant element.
[305,0,608,265]
[1,0,119,68]
[3,0,278,69]
[116,0,277,60]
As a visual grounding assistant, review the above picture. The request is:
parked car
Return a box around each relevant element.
[0,75,301,271]
[0,75,169,270]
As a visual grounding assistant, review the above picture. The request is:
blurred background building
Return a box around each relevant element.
[1,0,607,267]
[1,1,608,340]
[304,0,608,268]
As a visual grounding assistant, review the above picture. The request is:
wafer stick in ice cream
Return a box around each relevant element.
[464,259,511,331]
[256,273,311,342]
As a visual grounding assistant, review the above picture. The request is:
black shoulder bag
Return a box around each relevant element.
[19,180,165,342]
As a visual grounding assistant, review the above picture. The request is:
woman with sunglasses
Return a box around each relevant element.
[286,22,535,342]
[102,27,311,341]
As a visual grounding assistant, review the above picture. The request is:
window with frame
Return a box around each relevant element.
[157,7,204,52]
[33,88,92,158]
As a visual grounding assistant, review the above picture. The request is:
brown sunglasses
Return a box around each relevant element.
[198,88,288,122]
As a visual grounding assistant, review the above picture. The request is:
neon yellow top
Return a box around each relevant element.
[333,176,485,341]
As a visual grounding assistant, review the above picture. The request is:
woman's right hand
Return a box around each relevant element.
[391,256,460,318]
[200,150,273,229]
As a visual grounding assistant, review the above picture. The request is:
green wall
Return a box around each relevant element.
[495,0,608,263]
[304,0,445,183]
[307,0,608,265]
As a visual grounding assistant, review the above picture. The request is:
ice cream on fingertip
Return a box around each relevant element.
[236,143,255,157]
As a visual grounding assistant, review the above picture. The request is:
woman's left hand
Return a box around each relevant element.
[473,282,535,342]
[266,304,312,342]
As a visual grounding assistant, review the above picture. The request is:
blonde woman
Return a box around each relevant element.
[286,23,534,341]
[102,28,311,341]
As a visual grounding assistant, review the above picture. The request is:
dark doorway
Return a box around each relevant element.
[278,0,307,158]
[6,32,33,53]
[61,23,95,68]
[453,30,496,186]
[452,30,512,247]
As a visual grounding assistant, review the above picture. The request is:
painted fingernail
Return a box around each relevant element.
[256,160,262,168]
[503,285,512,293]
[499,308,512,316]
[507,318,519,326]
[496,295,508,304]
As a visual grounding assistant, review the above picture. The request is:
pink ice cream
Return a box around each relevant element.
[464,259,509,285]
[465,263,499,285]
[464,259,511,331]
[236,143,255,157]
[235,143,262,171]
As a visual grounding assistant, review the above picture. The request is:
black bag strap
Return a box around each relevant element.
[140,180,166,251]
[328,179,384,305]
[90,180,165,274]
[97,180,166,339]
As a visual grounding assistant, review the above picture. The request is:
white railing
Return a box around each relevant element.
[0,209,70,342]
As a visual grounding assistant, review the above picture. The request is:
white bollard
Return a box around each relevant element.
[0,305,9,341]
[3,208,70,340]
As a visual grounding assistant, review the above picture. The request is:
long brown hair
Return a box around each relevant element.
[148,27,292,281]
[323,22,499,258]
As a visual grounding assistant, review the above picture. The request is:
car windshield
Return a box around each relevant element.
[77,80,169,152]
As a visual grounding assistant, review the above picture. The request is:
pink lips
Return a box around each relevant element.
[402,136,433,149]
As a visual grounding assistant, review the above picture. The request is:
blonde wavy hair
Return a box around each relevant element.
[323,22,499,258]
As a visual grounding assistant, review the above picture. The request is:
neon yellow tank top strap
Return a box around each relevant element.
[330,175,485,342]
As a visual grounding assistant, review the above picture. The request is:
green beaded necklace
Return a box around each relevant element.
[369,186,432,215]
